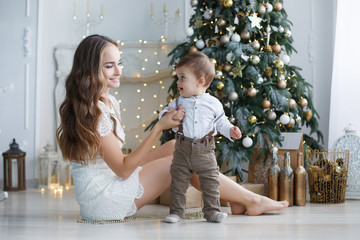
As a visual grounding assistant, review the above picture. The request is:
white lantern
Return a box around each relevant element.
[39,143,60,189]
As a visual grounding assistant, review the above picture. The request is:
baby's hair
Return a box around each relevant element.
[176,51,215,86]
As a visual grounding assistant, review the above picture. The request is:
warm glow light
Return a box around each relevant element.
[138,107,141,110]
[153,111,157,114]
[137,89,141,93]
[144,58,148,62]
[141,67,146,71]
[159,80,163,84]
[141,98,145,102]
[143,83,147,87]
[160,104,164,107]
[157,61,161,65]
[135,135,139,138]
[136,115,140,119]
[122,108,126,111]
[152,145,156,149]
[155,70,159,73]
[118,99,122,103]
[115,91,118,95]
[154,52,158,55]
[138,49,142,53]
[142,124,146,127]
[153,95,157,98]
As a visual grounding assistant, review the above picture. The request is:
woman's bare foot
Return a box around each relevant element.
[229,201,246,215]
[245,195,289,216]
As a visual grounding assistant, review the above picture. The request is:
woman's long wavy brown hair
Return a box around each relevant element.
[56,34,118,164]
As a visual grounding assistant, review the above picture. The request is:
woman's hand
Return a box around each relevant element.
[157,106,185,130]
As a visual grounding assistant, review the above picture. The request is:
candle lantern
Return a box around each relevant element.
[2,139,26,191]
[39,143,60,189]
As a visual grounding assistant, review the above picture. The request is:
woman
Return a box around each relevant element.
[56,34,288,221]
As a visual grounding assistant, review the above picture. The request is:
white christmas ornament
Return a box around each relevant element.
[203,9,212,20]
[195,40,205,49]
[258,5,266,15]
[242,136,253,148]
[226,52,235,62]
[231,33,241,42]
[266,3,273,12]
[185,27,194,37]
[279,26,285,33]
[281,54,290,64]
[280,114,290,125]
[257,77,264,84]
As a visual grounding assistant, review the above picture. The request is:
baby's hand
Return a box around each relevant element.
[172,105,185,121]
[230,126,242,139]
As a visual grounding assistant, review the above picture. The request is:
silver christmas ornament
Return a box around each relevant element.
[228,91,239,101]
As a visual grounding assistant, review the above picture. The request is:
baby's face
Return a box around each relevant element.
[176,67,206,97]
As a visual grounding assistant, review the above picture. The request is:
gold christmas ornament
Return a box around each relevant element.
[209,58,217,65]
[272,43,281,54]
[216,81,225,90]
[232,61,245,78]
[237,11,245,20]
[223,64,232,72]
[215,70,223,79]
[265,67,272,78]
[220,35,230,44]
[228,91,239,101]
[288,98,296,109]
[248,115,257,124]
[229,116,236,124]
[217,18,226,28]
[277,79,287,89]
[189,46,197,53]
[251,40,261,50]
[262,99,271,109]
[266,110,277,121]
[223,0,233,8]
[274,1,283,11]
[190,0,199,8]
[274,59,284,69]
[240,30,250,40]
[298,98,308,108]
[264,45,273,53]
[171,70,177,78]
[247,87,257,97]
[305,110,313,121]
[250,55,260,65]
[287,117,295,127]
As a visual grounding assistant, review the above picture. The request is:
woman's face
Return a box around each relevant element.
[101,44,122,89]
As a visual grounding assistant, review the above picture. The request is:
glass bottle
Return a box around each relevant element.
[279,152,294,206]
[295,152,306,206]
[267,148,280,200]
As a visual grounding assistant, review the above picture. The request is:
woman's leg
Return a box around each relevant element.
[190,173,289,216]
[134,154,172,209]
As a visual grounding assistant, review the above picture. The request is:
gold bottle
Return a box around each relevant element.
[295,152,306,206]
[279,152,294,206]
[267,148,280,200]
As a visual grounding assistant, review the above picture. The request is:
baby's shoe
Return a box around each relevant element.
[164,214,181,223]
[208,212,228,223]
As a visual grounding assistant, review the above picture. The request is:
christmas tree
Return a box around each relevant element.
[147,0,323,179]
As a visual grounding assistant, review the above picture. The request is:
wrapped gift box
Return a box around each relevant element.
[248,132,303,185]
[160,186,203,208]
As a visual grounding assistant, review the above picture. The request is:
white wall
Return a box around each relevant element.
[328,0,360,148]
[0,0,337,185]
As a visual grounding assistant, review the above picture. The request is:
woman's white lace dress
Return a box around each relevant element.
[72,95,144,221]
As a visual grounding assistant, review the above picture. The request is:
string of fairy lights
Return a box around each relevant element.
[110,38,174,151]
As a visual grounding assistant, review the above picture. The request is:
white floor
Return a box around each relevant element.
[1,188,360,240]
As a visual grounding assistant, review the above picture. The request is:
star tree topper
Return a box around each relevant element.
[248,12,263,29]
